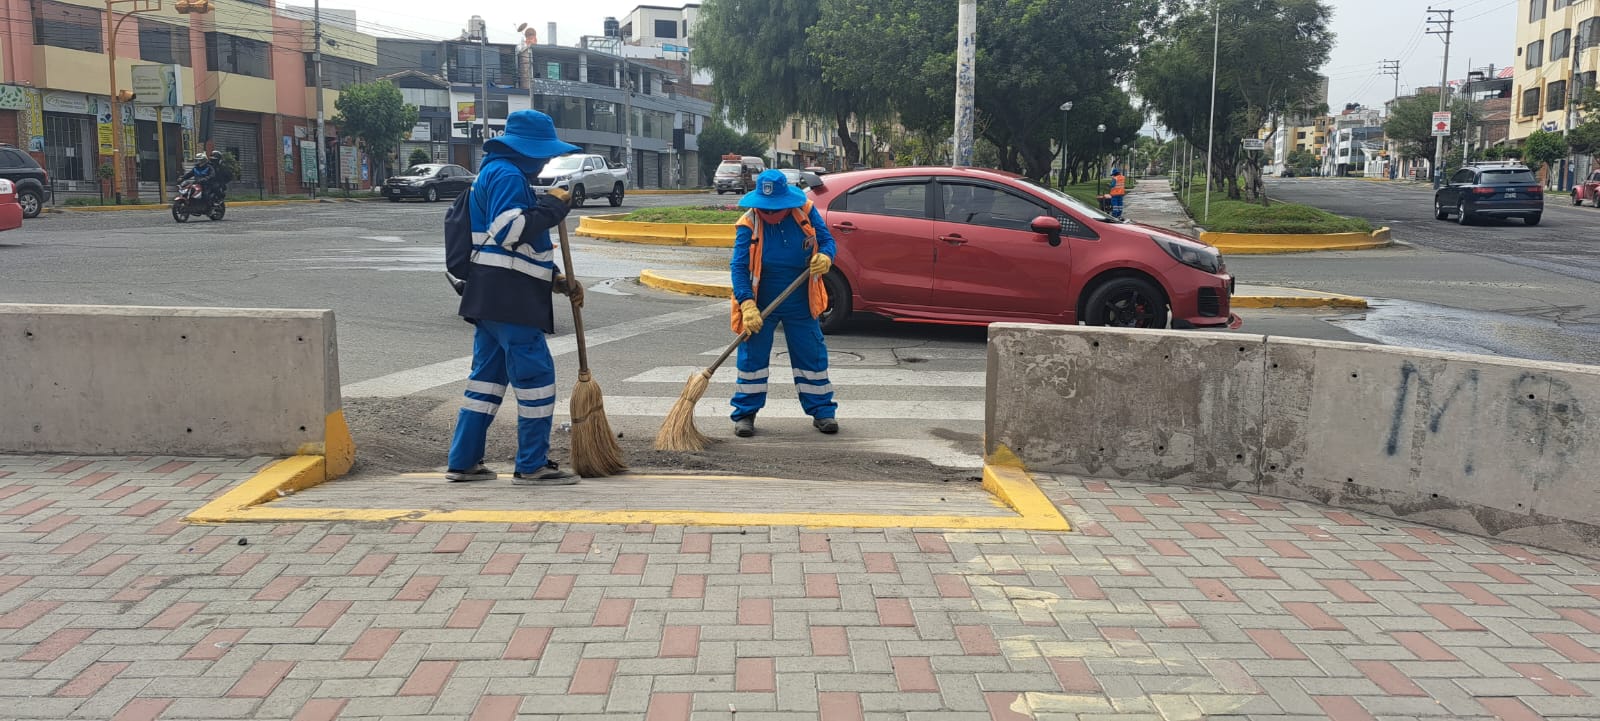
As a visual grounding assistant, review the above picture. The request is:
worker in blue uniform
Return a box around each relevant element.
[728,169,839,437]
[445,110,585,485]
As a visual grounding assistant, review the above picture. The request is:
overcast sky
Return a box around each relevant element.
[319,0,1518,112]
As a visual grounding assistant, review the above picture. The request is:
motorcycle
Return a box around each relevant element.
[172,180,225,222]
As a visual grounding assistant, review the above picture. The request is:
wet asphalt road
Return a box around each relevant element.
[1226,178,1600,365]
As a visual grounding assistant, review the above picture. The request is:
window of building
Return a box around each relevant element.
[1553,0,1569,8]
[1547,80,1567,111]
[654,19,678,39]
[1530,0,1546,22]
[1527,40,1545,69]
[305,55,374,90]
[792,120,801,139]
[1578,71,1597,93]
[1552,30,1571,62]
[138,18,191,66]
[400,87,449,113]
[207,33,272,78]
[1296,131,1307,139]
[32,0,103,53]
[1523,86,1542,116]
[1579,18,1598,51]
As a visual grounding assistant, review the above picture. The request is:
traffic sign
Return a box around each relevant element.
[1241,138,1265,151]
[1432,111,1452,136]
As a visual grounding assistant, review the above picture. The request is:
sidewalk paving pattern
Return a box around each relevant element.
[3,455,1599,720]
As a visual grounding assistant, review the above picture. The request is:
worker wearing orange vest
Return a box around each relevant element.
[728,169,839,438]
[1109,167,1126,219]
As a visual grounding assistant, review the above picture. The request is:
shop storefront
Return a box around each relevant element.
[214,119,263,189]
[40,92,99,192]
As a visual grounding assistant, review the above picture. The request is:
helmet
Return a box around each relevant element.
[194,153,209,165]
[209,150,222,161]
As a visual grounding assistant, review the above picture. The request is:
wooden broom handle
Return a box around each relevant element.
[705,272,811,375]
[555,219,590,375]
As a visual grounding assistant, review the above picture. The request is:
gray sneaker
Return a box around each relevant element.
[813,418,839,435]
[733,416,756,437]
[445,464,496,482]
[512,462,580,486]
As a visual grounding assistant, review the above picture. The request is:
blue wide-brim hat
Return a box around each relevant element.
[485,109,582,159]
[739,169,807,210]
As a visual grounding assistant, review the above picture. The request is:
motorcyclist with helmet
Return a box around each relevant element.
[178,153,216,202]
[207,150,231,204]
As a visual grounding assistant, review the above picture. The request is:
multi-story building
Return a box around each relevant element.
[1511,0,1597,143]
[1,0,378,201]
[618,4,700,48]
[1322,105,1384,177]
[379,33,715,187]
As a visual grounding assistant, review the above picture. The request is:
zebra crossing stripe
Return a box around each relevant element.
[623,367,986,387]
[555,396,982,421]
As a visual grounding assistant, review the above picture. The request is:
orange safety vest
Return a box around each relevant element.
[1110,173,1126,196]
[729,199,829,334]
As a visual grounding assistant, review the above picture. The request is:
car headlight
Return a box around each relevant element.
[1151,235,1222,274]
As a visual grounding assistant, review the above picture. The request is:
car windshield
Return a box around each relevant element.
[1480,169,1536,184]
[546,156,585,171]
[1027,181,1116,222]
[404,165,437,176]
[716,162,741,175]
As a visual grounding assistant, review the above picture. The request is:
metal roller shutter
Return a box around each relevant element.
[213,121,261,188]
[641,152,659,189]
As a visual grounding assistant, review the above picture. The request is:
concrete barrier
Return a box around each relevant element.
[987,323,1600,557]
[1,304,353,477]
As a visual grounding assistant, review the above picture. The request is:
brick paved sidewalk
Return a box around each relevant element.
[2,455,1599,721]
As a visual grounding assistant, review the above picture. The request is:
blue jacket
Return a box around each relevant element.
[457,152,570,331]
[730,205,836,307]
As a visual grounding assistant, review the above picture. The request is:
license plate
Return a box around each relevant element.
[1504,192,1515,199]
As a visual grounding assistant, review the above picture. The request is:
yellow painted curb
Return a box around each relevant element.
[639,270,729,298]
[183,456,1070,531]
[576,215,735,247]
[630,189,712,195]
[1232,294,1368,309]
[1204,227,1391,254]
[188,411,356,524]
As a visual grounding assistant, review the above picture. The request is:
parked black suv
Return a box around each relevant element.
[1434,162,1544,226]
[0,145,51,219]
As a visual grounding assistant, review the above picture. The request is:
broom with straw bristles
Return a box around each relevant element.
[654,272,811,452]
[555,220,626,477]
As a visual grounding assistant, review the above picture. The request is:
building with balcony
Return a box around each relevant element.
[1512,0,1597,142]
[0,0,378,201]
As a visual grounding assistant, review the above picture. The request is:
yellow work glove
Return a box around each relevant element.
[809,253,832,277]
[546,187,572,206]
[740,299,763,335]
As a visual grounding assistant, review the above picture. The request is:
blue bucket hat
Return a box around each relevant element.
[739,169,807,211]
[485,110,581,159]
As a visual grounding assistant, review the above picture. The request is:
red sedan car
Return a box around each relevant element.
[804,167,1238,332]
[0,179,24,233]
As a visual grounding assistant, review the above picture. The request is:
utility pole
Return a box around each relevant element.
[475,16,489,172]
[623,65,634,186]
[1462,57,1473,163]
[1426,7,1453,188]
[1204,1,1219,222]
[952,0,976,166]
[1566,31,1581,190]
[314,0,327,194]
[1380,59,1401,112]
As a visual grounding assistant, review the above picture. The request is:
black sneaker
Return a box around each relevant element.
[813,418,839,435]
[733,416,756,437]
[512,461,580,486]
[444,464,496,482]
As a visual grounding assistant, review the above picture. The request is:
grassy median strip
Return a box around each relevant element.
[1173,180,1372,234]
[620,206,747,224]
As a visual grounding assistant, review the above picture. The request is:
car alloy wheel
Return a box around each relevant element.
[425,186,439,202]
[18,190,41,218]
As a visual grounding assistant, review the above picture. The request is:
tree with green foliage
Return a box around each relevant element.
[694,0,880,166]
[333,81,418,182]
[1523,130,1569,186]
[810,0,1152,180]
[1384,94,1469,180]
[1137,0,1333,202]
[407,148,431,168]
[695,121,768,186]
[1286,149,1318,174]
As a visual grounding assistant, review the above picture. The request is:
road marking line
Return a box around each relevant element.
[623,366,986,386]
[342,302,725,397]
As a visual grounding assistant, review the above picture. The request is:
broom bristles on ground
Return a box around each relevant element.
[654,370,713,452]
[569,371,627,477]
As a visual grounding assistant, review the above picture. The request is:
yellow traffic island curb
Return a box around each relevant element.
[1202,227,1391,254]
[639,269,731,297]
[576,215,735,247]
[187,409,356,524]
[178,447,1070,532]
[629,188,714,195]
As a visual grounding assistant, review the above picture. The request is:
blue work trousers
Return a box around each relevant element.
[447,319,558,474]
[1110,194,1124,218]
[730,273,837,421]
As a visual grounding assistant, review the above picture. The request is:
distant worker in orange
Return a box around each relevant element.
[1109,166,1127,219]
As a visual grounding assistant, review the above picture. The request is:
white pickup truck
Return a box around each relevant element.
[532,154,628,207]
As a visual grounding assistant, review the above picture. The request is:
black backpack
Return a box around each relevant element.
[443,188,475,296]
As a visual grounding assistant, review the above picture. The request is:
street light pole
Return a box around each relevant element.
[1058,101,1072,187]
[314,0,327,195]
[952,0,977,166]
[1204,0,1220,223]
[1096,124,1106,194]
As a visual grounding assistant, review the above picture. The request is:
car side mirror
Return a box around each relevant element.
[1031,215,1063,246]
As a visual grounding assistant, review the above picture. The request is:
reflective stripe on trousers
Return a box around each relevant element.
[447,319,558,474]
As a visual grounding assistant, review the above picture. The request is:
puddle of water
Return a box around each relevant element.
[1331,298,1600,365]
